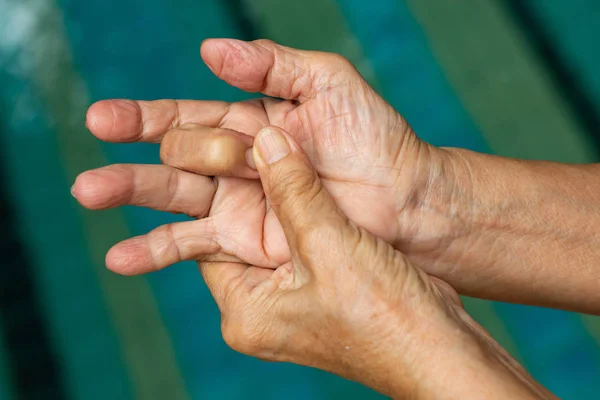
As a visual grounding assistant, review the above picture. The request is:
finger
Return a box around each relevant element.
[86,99,230,143]
[160,124,259,179]
[106,219,219,275]
[252,126,348,254]
[72,164,216,218]
[201,39,360,102]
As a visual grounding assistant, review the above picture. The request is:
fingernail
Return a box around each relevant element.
[256,128,290,164]
[246,148,257,170]
[70,184,76,198]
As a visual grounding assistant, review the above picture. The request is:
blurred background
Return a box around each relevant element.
[1,0,600,398]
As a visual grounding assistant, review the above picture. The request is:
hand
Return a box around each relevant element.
[74,39,446,275]
[198,126,552,399]
[79,39,595,314]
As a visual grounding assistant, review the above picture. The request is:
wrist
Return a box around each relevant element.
[392,144,474,275]
[396,146,600,311]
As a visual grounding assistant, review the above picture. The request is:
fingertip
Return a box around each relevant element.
[86,100,114,138]
[72,168,127,209]
[253,126,303,168]
[86,99,141,142]
[106,237,154,276]
[200,39,271,92]
[71,171,102,208]
[200,38,228,75]
[254,127,291,166]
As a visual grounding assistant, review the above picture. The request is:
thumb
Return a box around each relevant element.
[201,39,359,102]
[252,126,347,253]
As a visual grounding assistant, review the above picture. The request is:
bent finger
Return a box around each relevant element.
[253,126,348,251]
[106,219,220,275]
[160,124,259,179]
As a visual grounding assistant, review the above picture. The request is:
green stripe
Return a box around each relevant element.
[406,0,600,352]
[406,0,596,163]
[245,0,382,93]
[28,2,188,398]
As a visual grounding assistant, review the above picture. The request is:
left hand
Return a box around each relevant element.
[196,125,551,399]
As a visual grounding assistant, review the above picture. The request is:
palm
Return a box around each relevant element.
[210,90,405,268]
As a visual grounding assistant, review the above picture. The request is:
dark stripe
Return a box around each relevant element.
[0,111,66,400]
[242,0,381,91]
[505,0,600,153]
[223,0,260,40]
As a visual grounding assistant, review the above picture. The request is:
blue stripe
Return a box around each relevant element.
[337,0,489,151]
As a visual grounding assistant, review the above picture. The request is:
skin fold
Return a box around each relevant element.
[71,38,599,397]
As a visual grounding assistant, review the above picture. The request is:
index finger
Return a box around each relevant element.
[86,99,230,143]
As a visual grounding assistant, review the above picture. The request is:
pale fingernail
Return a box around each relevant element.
[70,184,76,198]
[246,147,257,170]
[256,128,290,165]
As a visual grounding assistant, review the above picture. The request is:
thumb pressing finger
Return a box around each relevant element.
[251,126,347,255]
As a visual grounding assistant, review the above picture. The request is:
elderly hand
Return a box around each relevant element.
[74,38,600,312]
[197,126,551,399]
[73,38,447,276]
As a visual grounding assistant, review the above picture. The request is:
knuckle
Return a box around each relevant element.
[328,53,351,67]
[295,217,343,264]
[179,122,199,130]
[159,128,191,165]
[253,39,276,50]
[294,227,321,262]
[221,316,266,356]
[165,168,180,210]
[325,53,355,73]
[145,224,180,268]
[312,53,359,91]
[270,163,319,205]
[159,138,173,164]
[203,135,244,174]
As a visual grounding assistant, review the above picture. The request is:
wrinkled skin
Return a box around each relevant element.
[74,39,440,275]
[188,125,549,398]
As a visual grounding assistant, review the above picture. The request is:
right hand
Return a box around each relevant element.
[74,39,453,276]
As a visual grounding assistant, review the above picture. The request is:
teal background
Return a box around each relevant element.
[1,0,599,398]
